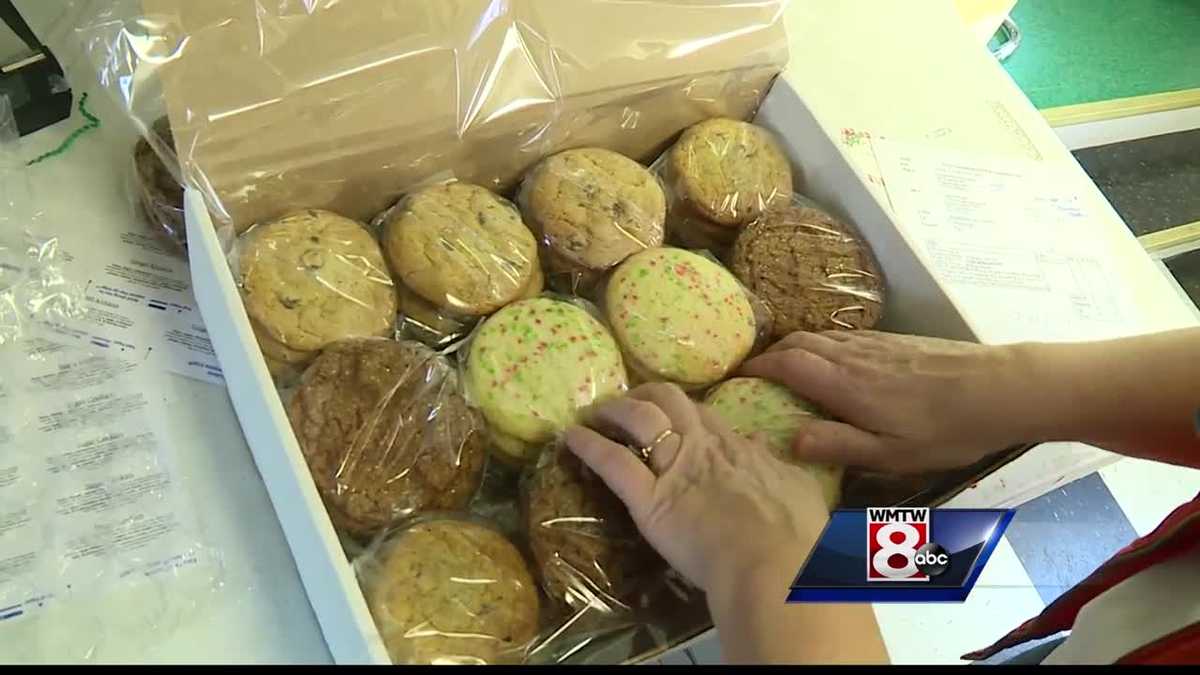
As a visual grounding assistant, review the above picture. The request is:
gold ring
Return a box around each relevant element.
[638,429,678,466]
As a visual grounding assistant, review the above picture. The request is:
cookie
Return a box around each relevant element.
[521,261,545,300]
[605,248,756,389]
[704,377,843,508]
[465,298,627,464]
[524,446,661,612]
[287,339,487,539]
[382,183,537,316]
[540,247,607,298]
[252,319,317,366]
[361,517,539,665]
[132,116,186,256]
[521,148,666,271]
[395,282,475,350]
[665,200,740,259]
[731,198,885,336]
[239,209,397,353]
[666,118,792,228]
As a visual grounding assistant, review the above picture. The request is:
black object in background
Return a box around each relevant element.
[0,0,72,136]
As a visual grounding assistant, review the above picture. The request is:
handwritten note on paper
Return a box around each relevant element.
[872,139,1137,344]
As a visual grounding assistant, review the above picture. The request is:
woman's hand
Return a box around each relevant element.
[565,382,889,665]
[740,330,1040,474]
[565,382,829,592]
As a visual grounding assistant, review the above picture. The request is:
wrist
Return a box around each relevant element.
[1003,341,1089,444]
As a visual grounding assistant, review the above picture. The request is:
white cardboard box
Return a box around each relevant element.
[186,76,986,665]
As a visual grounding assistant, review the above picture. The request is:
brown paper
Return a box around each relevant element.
[139,0,790,232]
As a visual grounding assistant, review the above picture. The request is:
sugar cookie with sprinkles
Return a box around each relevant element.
[465,297,628,464]
[704,377,844,508]
[605,248,756,389]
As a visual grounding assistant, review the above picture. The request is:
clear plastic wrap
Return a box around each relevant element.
[602,247,768,390]
[523,444,663,614]
[659,117,795,260]
[0,96,82,345]
[378,182,540,318]
[354,514,540,665]
[461,295,629,466]
[730,193,887,337]
[703,377,844,509]
[74,0,789,234]
[129,116,187,258]
[286,338,488,541]
[517,148,667,298]
[231,209,399,369]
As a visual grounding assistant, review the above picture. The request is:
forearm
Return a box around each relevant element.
[707,554,889,665]
[1015,327,1200,466]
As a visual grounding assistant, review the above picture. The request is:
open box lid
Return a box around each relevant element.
[103,0,794,231]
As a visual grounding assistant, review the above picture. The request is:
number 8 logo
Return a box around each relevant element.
[872,522,920,579]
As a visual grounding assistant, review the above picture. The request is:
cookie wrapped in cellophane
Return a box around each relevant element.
[355,514,540,665]
[461,296,628,466]
[518,148,666,298]
[287,338,487,540]
[233,209,398,370]
[704,377,844,509]
[730,193,886,336]
[602,247,765,390]
[657,118,793,261]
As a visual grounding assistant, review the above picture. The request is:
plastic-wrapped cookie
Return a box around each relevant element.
[666,118,792,228]
[238,209,398,357]
[605,248,756,389]
[705,377,843,508]
[287,339,487,539]
[132,116,186,256]
[731,196,885,336]
[524,445,661,613]
[464,298,628,465]
[382,182,538,317]
[359,517,540,665]
[520,148,666,293]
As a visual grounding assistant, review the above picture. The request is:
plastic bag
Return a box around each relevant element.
[378,182,540,317]
[703,377,843,508]
[601,247,767,390]
[730,193,887,337]
[286,338,488,540]
[658,118,794,261]
[461,295,629,466]
[523,442,664,609]
[0,96,82,346]
[73,0,789,233]
[354,514,540,665]
[129,116,186,258]
[231,209,399,369]
[517,148,667,298]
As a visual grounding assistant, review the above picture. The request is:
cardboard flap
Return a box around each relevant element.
[139,0,790,230]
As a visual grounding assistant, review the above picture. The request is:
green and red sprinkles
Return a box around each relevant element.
[466,298,627,447]
[606,248,755,387]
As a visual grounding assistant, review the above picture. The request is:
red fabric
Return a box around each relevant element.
[1116,622,1200,665]
[962,491,1200,663]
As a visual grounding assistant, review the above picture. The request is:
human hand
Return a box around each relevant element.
[740,331,1039,474]
[564,383,830,593]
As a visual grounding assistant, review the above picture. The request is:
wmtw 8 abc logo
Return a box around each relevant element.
[867,507,951,581]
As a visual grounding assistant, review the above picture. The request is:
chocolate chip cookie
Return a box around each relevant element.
[239,209,398,354]
[360,517,540,664]
[382,183,537,316]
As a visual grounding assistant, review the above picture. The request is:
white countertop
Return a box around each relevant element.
[3,0,1195,665]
